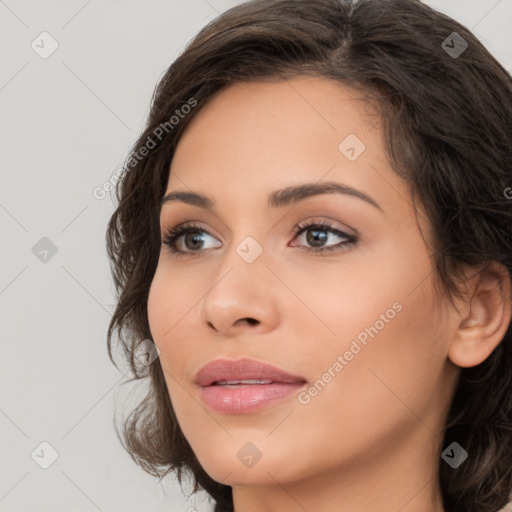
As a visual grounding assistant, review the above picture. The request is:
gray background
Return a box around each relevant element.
[1,1,511,511]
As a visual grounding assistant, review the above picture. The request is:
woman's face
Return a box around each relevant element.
[147,77,460,491]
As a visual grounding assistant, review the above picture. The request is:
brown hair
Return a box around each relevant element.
[106,1,512,511]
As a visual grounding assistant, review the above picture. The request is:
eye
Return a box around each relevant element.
[161,221,221,257]
[290,219,357,254]
[161,219,358,257]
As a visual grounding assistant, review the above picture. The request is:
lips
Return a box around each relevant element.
[195,358,308,414]
[195,357,307,387]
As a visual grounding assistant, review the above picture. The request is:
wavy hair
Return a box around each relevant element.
[105,1,512,511]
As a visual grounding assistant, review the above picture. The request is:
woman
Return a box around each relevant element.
[106,0,512,511]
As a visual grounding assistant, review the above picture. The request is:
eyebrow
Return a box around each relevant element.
[159,181,383,214]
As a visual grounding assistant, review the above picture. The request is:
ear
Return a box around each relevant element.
[448,261,512,368]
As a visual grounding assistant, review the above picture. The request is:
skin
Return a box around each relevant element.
[147,77,511,512]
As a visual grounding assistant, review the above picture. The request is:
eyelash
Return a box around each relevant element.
[161,220,358,258]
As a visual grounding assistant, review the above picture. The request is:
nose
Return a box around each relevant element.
[200,238,279,337]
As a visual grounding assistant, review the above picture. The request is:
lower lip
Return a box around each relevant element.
[200,382,306,414]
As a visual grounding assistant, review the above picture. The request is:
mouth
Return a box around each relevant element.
[195,357,307,387]
[195,358,307,414]
[211,379,275,387]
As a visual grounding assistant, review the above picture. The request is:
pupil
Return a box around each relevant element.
[307,229,327,247]
[186,232,203,249]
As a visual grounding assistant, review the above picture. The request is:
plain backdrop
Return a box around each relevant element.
[1,1,511,511]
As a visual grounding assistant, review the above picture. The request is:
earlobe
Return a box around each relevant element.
[448,262,512,368]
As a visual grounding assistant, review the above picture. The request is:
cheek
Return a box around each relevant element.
[147,269,166,343]
[311,240,446,410]
[288,287,446,474]
[322,279,446,432]
[147,266,184,369]
[147,265,201,380]
[147,263,190,339]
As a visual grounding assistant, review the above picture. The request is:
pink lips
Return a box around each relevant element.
[195,358,307,414]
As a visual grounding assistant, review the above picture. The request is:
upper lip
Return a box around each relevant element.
[195,358,307,387]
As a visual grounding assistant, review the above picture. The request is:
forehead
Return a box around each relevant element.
[165,77,407,217]
[173,78,380,156]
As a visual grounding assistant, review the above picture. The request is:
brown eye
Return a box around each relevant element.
[291,220,358,254]
[162,222,221,257]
